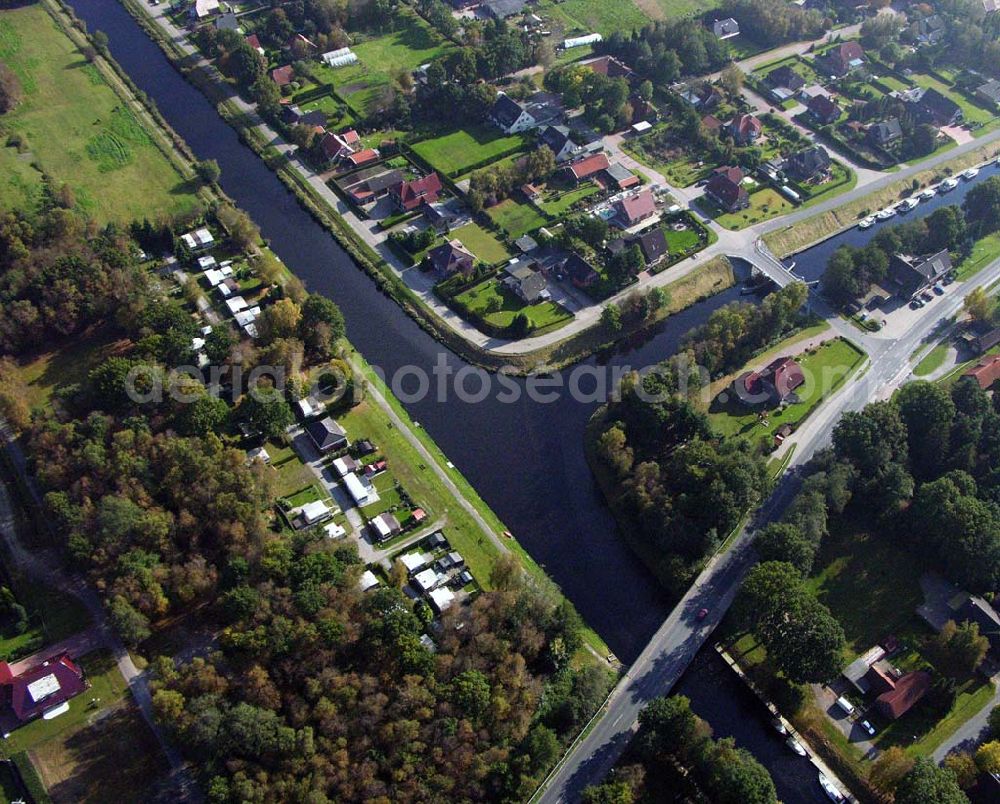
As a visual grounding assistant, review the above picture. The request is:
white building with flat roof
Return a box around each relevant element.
[343,472,374,507]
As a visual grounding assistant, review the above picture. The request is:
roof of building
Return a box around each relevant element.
[347,148,379,166]
[245,33,263,51]
[909,86,961,124]
[785,145,832,178]
[978,79,1000,104]
[359,570,379,592]
[605,162,636,184]
[540,125,576,155]
[870,118,903,142]
[579,54,633,78]
[306,417,347,450]
[271,65,295,86]
[634,227,668,264]
[481,0,526,18]
[744,356,806,400]
[429,238,475,275]
[514,234,538,253]
[428,586,456,612]
[565,152,610,180]
[702,113,723,131]
[492,94,529,128]
[0,654,87,724]
[616,189,656,225]
[888,250,953,297]
[705,170,746,209]
[768,65,805,91]
[808,93,839,120]
[712,17,740,37]
[563,253,599,284]
[729,113,762,139]
[876,670,932,720]
[392,173,443,209]
[965,356,1000,390]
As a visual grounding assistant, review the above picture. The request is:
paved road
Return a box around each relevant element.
[534,254,1000,802]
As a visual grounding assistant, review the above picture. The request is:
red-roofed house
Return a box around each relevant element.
[614,189,656,228]
[704,168,749,212]
[318,130,361,164]
[702,114,723,133]
[965,355,1000,390]
[271,65,295,87]
[728,113,762,145]
[875,670,932,720]
[819,41,866,77]
[562,152,611,184]
[579,55,634,79]
[346,148,380,168]
[245,34,264,55]
[0,653,88,730]
[390,173,443,211]
[735,356,805,405]
[807,93,840,125]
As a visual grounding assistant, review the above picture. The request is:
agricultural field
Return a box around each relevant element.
[0,4,199,222]
[451,222,511,264]
[411,126,529,177]
[487,197,548,238]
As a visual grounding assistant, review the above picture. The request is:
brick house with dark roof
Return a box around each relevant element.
[389,173,443,212]
[868,118,903,147]
[807,93,840,125]
[768,65,805,93]
[271,65,295,87]
[886,250,952,298]
[875,671,932,720]
[784,145,831,182]
[818,41,866,77]
[704,168,749,212]
[908,87,963,126]
[428,239,475,277]
[563,253,599,288]
[633,228,668,265]
[728,113,762,146]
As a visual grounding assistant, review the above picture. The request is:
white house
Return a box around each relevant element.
[225,296,248,315]
[325,521,347,540]
[428,587,456,613]
[300,499,333,525]
[181,227,214,250]
[491,94,537,134]
[413,568,444,593]
[246,446,271,465]
[198,255,217,271]
[190,0,220,19]
[399,552,429,574]
[344,472,374,507]
[359,569,380,592]
[331,455,358,477]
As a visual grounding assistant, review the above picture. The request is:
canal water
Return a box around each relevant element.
[63,3,1000,799]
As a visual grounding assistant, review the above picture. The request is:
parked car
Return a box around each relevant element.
[860,719,876,736]
[933,285,945,295]
[921,291,934,302]
[835,696,855,716]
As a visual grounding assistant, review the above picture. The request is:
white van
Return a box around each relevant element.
[835,696,855,716]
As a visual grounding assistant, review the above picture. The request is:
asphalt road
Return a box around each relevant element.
[535,254,1000,803]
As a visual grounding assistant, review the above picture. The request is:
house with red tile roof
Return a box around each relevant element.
[346,148,380,168]
[734,356,805,405]
[245,34,264,55]
[807,93,840,125]
[728,113,762,145]
[704,167,749,212]
[271,65,295,87]
[0,653,88,730]
[390,173,443,212]
[875,670,932,720]
[818,41,866,78]
[579,54,634,79]
[562,152,610,184]
[965,355,1000,390]
[318,130,361,164]
[614,189,656,228]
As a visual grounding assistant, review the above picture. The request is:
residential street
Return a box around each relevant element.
[534,252,1000,803]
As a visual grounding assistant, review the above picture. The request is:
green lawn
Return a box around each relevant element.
[266,439,320,498]
[453,277,573,332]
[914,343,949,377]
[317,9,454,116]
[954,231,1000,280]
[663,224,701,253]
[2,650,129,754]
[451,222,511,264]
[909,72,994,126]
[708,337,864,445]
[487,198,547,238]
[535,184,599,218]
[0,4,199,222]
[799,162,858,209]
[538,0,649,36]
[411,127,529,177]
[713,187,796,230]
